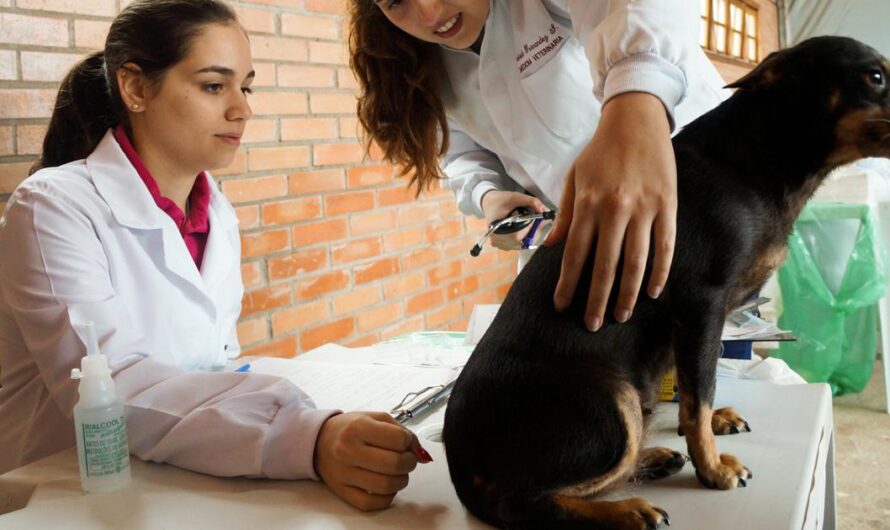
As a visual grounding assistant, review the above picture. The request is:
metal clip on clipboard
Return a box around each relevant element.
[390,376,459,424]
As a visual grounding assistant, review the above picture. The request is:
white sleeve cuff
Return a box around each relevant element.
[602,53,687,132]
[470,181,501,219]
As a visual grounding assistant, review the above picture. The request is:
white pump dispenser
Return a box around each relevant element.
[70,321,131,492]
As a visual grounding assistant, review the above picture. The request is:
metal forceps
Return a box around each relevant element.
[470,208,557,257]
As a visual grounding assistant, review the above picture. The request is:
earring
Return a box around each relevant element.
[131,103,139,110]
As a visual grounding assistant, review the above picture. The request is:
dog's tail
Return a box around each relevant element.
[449,383,651,529]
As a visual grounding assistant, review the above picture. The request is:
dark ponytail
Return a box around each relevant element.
[32,0,238,174]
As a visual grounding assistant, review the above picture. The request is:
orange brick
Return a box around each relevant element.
[0,126,12,156]
[339,117,359,139]
[248,145,310,171]
[426,301,463,330]
[383,226,425,252]
[445,276,481,300]
[237,317,269,346]
[477,262,516,290]
[305,0,345,15]
[234,5,275,34]
[250,35,308,62]
[324,190,374,216]
[16,124,47,155]
[243,335,298,359]
[74,19,110,49]
[295,270,350,300]
[332,236,382,264]
[221,174,287,203]
[242,284,292,316]
[378,185,415,207]
[271,299,329,335]
[0,162,32,194]
[354,257,400,285]
[427,260,462,286]
[310,93,356,114]
[347,164,393,188]
[251,91,307,116]
[384,271,425,299]
[267,247,328,281]
[242,119,277,143]
[461,289,502,314]
[20,52,83,82]
[301,317,355,352]
[281,118,338,141]
[357,302,403,333]
[443,235,477,257]
[332,284,382,314]
[281,14,339,40]
[397,202,439,227]
[240,229,290,258]
[0,13,68,46]
[292,218,348,247]
[406,288,444,315]
[252,62,277,87]
[337,67,358,90]
[345,334,378,348]
[440,199,461,218]
[402,247,443,270]
[309,41,346,65]
[0,50,14,80]
[314,142,364,166]
[0,89,56,119]
[17,0,115,15]
[262,196,323,225]
[449,318,470,332]
[426,218,463,243]
[278,65,336,89]
[241,261,263,288]
[212,149,247,177]
[379,316,424,341]
[289,169,345,195]
[350,209,397,236]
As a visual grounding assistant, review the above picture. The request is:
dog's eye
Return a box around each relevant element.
[867,69,885,88]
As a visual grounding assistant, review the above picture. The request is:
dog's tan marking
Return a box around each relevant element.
[679,399,749,489]
[711,406,750,435]
[632,447,688,482]
[826,106,889,166]
[828,89,842,112]
[552,496,668,530]
[731,244,787,310]
[556,384,642,498]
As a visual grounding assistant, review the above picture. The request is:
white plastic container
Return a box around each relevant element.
[70,322,131,493]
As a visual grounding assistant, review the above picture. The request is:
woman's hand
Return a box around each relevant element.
[544,92,677,332]
[314,412,432,511]
[481,190,548,250]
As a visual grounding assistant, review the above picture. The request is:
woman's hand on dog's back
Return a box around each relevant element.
[545,92,677,332]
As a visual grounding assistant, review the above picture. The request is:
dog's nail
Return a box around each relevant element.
[746,469,753,479]
[656,508,671,526]
[586,316,601,332]
[738,477,747,487]
[744,421,751,432]
[616,309,631,323]
[730,425,740,434]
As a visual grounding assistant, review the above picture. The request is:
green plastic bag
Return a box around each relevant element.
[773,202,888,395]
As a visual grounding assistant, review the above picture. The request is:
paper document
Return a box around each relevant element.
[248,357,460,413]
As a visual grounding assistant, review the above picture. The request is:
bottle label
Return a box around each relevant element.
[80,415,130,477]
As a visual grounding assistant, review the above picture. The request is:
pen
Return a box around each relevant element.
[234,363,251,373]
[395,378,458,424]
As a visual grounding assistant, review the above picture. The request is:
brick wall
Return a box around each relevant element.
[0,0,517,357]
[0,0,781,357]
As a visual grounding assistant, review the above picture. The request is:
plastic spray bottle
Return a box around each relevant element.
[70,322,132,493]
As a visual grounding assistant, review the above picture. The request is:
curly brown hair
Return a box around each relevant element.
[348,0,449,194]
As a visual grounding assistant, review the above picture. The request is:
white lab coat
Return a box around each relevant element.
[442,0,731,217]
[0,131,336,476]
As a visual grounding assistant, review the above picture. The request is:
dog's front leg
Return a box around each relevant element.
[673,307,752,490]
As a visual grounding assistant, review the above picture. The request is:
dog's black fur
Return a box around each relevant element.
[443,37,890,529]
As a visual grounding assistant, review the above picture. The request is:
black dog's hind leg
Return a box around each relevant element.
[673,294,752,490]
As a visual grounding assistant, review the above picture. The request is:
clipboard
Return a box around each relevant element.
[390,376,459,424]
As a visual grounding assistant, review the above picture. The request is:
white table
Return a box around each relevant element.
[0,378,835,529]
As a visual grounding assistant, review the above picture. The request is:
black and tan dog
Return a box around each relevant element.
[443,36,890,529]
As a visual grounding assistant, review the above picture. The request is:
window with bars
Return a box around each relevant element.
[700,0,759,62]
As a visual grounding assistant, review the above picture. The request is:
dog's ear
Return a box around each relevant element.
[725,51,785,91]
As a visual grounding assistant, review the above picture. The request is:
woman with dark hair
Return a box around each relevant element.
[350,0,729,332]
[0,0,428,511]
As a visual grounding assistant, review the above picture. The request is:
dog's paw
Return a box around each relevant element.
[711,407,751,435]
[612,498,671,529]
[694,453,753,490]
[633,447,689,482]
